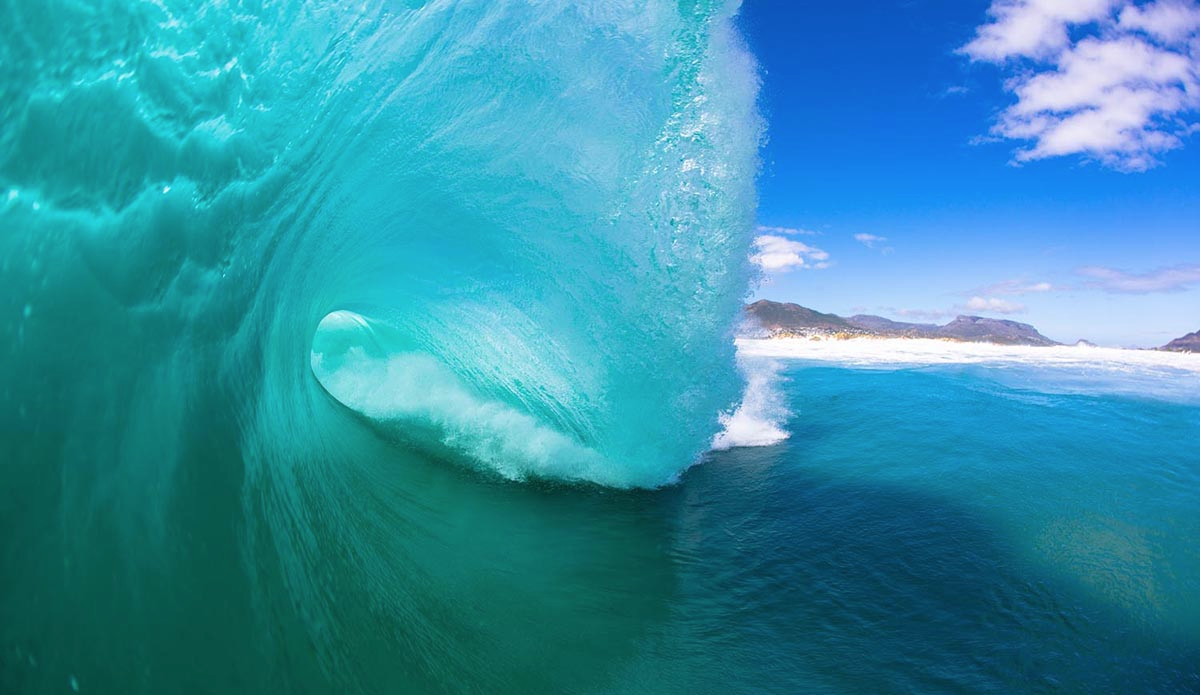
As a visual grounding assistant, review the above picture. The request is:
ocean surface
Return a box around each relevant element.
[3,1,1199,693]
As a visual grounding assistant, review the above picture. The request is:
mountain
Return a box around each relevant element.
[744,300,1059,346]
[935,315,1058,346]
[744,300,855,333]
[1161,330,1200,353]
[846,314,938,338]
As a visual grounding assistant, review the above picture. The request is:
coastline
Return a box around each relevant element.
[736,336,1200,373]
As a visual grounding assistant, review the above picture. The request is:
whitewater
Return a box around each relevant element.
[738,337,1200,405]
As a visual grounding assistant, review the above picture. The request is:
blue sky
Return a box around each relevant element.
[740,0,1200,347]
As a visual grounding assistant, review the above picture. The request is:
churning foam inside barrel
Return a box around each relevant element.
[312,310,616,485]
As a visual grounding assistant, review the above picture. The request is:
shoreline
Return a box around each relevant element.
[735,336,1200,373]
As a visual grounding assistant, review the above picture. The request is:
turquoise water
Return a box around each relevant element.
[4,1,1200,692]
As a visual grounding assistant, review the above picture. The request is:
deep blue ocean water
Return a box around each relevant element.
[662,360,1200,694]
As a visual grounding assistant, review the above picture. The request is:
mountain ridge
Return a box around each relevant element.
[744,300,1059,346]
[1161,330,1200,353]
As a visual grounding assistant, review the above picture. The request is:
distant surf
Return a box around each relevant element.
[738,337,1200,405]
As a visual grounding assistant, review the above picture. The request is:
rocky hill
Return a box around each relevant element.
[846,314,938,338]
[744,300,1059,346]
[744,300,856,334]
[934,315,1058,346]
[1161,330,1200,353]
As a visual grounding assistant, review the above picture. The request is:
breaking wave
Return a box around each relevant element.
[0,1,761,691]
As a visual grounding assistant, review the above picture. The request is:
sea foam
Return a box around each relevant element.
[711,357,791,450]
[737,338,1200,404]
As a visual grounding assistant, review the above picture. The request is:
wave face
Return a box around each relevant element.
[0,1,759,692]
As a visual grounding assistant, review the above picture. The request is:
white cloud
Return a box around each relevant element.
[964,296,1028,314]
[981,279,1055,294]
[963,0,1200,170]
[756,225,819,236]
[1120,0,1200,42]
[751,235,830,273]
[853,233,889,249]
[1077,263,1200,292]
[963,0,1118,61]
